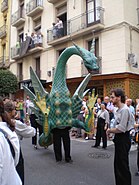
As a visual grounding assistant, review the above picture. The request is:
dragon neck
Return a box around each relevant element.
[51,46,82,91]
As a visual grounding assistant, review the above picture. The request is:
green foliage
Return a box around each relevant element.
[0,69,18,96]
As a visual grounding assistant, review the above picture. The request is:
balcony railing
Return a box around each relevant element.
[11,35,43,59]
[0,25,7,39]
[0,56,9,68]
[26,0,43,17]
[47,8,104,43]
[11,8,25,27]
[1,0,8,12]
[47,0,59,3]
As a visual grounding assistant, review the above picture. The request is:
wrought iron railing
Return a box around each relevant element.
[11,45,20,58]
[1,0,8,12]
[26,0,43,14]
[0,25,7,38]
[11,35,43,58]
[11,8,25,24]
[47,7,104,42]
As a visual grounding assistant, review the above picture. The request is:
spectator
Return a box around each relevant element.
[30,32,35,48]
[55,17,64,38]
[27,100,43,149]
[126,98,135,115]
[106,88,133,185]
[25,96,31,114]
[0,97,22,185]
[134,122,139,176]
[93,102,109,149]
[106,99,114,121]
[52,23,57,39]
[76,98,88,138]
[37,32,43,47]
[4,100,36,185]
[93,97,102,140]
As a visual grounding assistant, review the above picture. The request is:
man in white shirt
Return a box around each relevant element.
[106,88,133,185]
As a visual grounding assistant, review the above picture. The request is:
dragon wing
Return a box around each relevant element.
[71,73,92,118]
[30,67,49,101]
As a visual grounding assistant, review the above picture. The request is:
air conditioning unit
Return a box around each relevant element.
[128,53,138,68]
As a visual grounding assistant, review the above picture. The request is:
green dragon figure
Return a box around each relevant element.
[23,42,99,147]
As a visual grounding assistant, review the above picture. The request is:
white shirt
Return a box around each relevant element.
[115,104,134,132]
[15,120,36,140]
[0,122,22,185]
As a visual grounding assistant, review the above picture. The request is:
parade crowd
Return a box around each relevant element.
[0,88,139,185]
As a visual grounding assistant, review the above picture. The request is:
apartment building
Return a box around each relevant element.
[10,0,139,100]
[0,0,11,69]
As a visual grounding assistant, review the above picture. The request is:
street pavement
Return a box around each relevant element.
[21,136,139,185]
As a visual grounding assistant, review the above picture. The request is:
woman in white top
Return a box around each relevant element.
[93,102,109,149]
[0,97,22,185]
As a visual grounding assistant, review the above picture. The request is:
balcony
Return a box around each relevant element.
[0,25,7,39]
[1,0,8,12]
[11,36,44,60]
[0,56,9,68]
[11,9,25,27]
[47,0,60,3]
[47,8,104,45]
[26,0,43,17]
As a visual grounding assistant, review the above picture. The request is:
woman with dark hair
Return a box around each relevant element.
[0,97,22,185]
[93,102,109,149]
[4,100,35,185]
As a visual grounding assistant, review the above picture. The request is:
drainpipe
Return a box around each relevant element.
[9,0,13,65]
[137,0,139,25]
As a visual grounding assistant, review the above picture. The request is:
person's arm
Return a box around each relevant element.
[134,123,139,129]
[106,127,122,135]
[104,111,110,130]
[0,139,4,179]
[136,104,139,115]
[15,120,36,138]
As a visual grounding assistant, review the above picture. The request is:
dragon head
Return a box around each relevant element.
[73,41,99,73]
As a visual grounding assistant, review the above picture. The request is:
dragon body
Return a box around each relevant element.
[23,44,99,147]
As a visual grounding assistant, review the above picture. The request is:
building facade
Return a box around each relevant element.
[0,0,11,69]
[9,0,139,100]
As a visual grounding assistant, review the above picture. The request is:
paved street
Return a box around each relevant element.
[21,136,139,185]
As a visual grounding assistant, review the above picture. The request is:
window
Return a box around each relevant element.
[18,28,24,42]
[18,63,23,81]
[56,4,67,36]
[88,38,99,57]
[86,0,101,24]
[2,44,6,63]
[33,17,41,32]
[19,0,24,18]
[81,38,100,76]
[35,57,41,78]
[4,16,7,25]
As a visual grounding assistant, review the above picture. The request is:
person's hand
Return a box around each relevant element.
[106,128,111,135]
[104,124,107,130]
